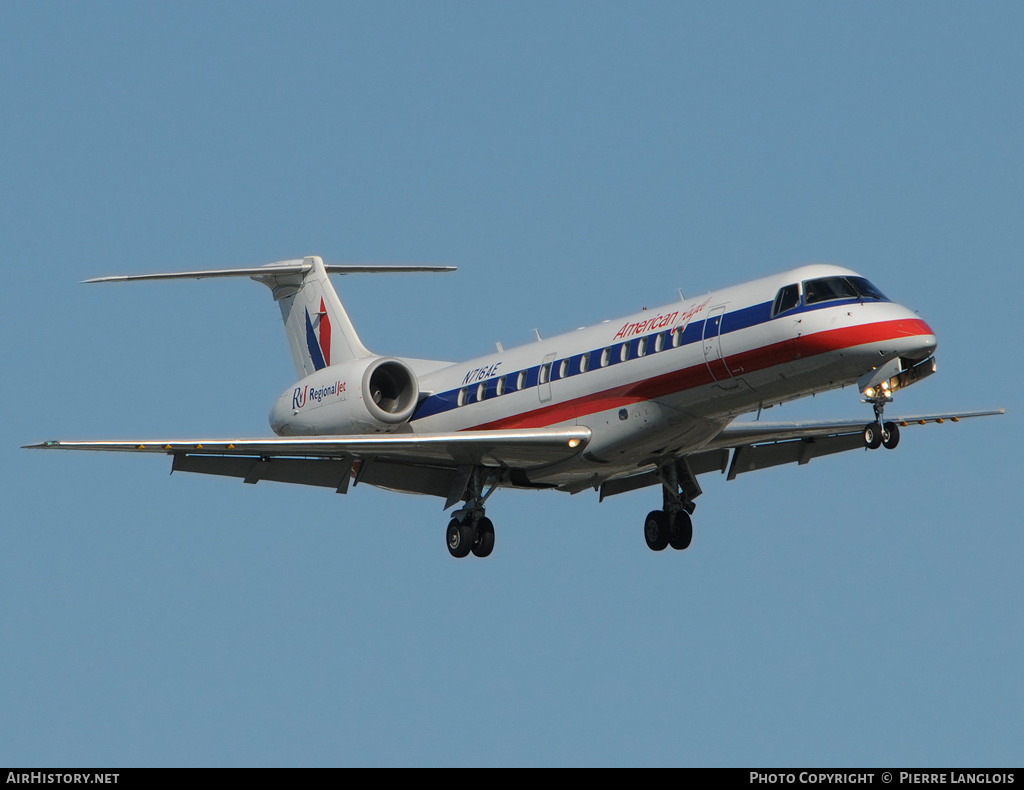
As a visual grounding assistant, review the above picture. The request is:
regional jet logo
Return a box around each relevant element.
[304,298,332,371]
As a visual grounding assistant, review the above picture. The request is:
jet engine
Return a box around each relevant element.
[270,356,421,435]
[359,357,420,426]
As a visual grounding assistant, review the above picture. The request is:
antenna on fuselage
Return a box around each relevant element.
[678,288,686,300]
[533,329,543,342]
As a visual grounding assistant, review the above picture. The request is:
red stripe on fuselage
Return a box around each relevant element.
[468,318,934,431]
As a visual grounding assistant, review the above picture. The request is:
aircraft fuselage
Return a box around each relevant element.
[270,264,937,487]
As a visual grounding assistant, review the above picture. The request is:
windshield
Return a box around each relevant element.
[847,277,888,301]
[802,276,888,305]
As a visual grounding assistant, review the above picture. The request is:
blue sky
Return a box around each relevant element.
[2,2,1021,767]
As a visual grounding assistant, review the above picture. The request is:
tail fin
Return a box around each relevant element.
[85,255,456,379]
[253,255,371,376]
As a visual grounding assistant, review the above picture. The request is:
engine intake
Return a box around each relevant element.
[362,358,419,425]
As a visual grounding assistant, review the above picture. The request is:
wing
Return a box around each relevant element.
[24,427,592,507]
[596,409,1004,500]
[708,409,1004,479]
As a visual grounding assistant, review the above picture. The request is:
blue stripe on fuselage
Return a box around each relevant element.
[409,296,881,422]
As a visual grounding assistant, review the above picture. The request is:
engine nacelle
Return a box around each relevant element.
[270,356,420,435]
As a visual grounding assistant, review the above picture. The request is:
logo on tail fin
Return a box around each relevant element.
[304,298,332,370]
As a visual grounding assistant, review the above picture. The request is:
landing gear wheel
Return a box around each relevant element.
[644,511,670,551]
[863,422,882,450]
[882,421,900,450]
[669,511,693,551]
[446,517,475,559]
[472,517,495,558]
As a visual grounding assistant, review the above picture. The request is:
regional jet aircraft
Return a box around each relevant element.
[27,256,1002,558]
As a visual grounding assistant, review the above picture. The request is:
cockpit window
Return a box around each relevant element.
[803,276,889,305]
[847,277,888,301]
[803,277,858,304]
[772,283,800,317]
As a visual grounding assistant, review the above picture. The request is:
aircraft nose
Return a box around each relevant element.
[902,315,937,361]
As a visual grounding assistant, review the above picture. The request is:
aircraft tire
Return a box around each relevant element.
[644,511,670,551]
[472,517,495,558]
[446,517,474,559]
[882,421,900,450]
[669,511,693,551]
[863,423,883,450]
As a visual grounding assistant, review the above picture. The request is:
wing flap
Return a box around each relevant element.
[170,454,456,497]
[725,433,865,480]
[172,454,356,490]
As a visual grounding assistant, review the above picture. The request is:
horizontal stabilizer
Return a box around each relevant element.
[82,255,456,376]
[83,260,456,284]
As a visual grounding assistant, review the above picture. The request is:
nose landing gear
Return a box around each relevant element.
[864,420,900,450]
[863,392,901,451]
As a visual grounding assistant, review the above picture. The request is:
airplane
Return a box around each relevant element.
[26,256,1003,558]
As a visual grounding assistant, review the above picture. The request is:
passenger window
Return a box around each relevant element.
[458,388,467,407]
[772,283,800,317]
[559,359,569,378]
[477,382,486,401]
[580,353,590,373]
[601,348,611,367]
[654,334,664,352]
[619,343,628,363]
[638,337,647,357]
[496,376,505,396]
[671,329,681,348]
[540,363,551,385]
[517,370,527,390]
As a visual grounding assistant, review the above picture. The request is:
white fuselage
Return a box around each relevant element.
[270,264,937,487]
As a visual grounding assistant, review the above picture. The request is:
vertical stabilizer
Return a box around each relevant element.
[253,256,372,378]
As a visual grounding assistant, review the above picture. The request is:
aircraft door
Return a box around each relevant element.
[702,306,737,387]
[538,352,556,403]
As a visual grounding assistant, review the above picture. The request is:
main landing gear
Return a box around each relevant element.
[446,468,497,559]
[863,391,900,451]
[644,509,693,551]
[446,514,494,558]
[643,460,699,553]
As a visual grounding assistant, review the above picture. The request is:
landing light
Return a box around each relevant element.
[568,438,581,448]
[864,382,894,401]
